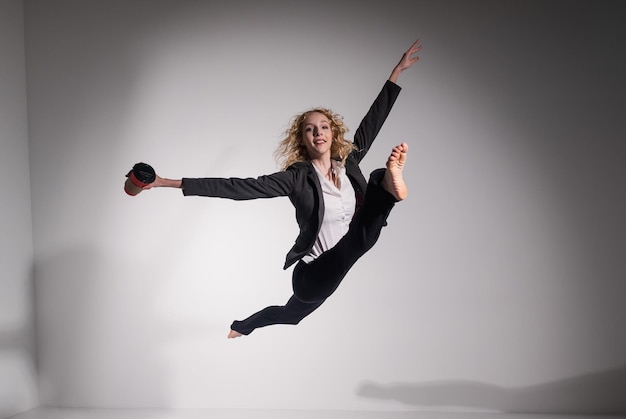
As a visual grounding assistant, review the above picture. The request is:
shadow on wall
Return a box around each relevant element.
[0,260,37,418]
[0,329,38,419]
[35,245,174,407]
[357,366,626,415]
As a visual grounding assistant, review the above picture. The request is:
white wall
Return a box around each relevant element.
[23,0,626,414]
[0,0,38,418]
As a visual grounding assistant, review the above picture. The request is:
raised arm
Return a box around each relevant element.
[350,39,422,162]
[388,39,422,84]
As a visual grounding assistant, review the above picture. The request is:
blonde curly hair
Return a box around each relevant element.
[275,108,356,170]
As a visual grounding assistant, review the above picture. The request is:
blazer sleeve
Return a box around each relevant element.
[181,169,297,200]
[350,80,402,164]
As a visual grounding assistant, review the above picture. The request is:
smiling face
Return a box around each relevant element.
[301,111,333,161]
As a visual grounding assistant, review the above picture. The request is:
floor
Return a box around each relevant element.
[8,408,626,419]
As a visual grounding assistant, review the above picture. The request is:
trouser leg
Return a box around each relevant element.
[231,169,397,334]
[230,294,324,335]
[293,168,397,303]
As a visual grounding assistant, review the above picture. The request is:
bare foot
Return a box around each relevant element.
[227,329,243,339]
[382,143,408,201]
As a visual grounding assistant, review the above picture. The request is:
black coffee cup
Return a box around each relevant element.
[124,162,156,196]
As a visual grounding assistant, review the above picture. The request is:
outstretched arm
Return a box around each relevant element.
[388,39,422,84]
[144,169,297,200]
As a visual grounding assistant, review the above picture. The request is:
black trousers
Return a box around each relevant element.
[231,168,397,335]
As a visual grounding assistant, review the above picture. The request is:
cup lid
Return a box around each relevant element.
[132,162,156,184]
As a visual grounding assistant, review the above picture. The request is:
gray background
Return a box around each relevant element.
[1,0,625,417]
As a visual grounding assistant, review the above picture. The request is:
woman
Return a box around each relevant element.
[145,40,421,338]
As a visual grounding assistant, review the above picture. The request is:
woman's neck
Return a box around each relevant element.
[310,157,332,175]
[311,158,340,187]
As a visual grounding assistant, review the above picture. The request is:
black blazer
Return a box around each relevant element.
[182,80,402,269]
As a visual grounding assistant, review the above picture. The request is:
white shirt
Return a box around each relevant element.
[303,162,356,263]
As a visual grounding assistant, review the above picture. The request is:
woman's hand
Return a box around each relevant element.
[389,39,422,84]
[143,174,182,190]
